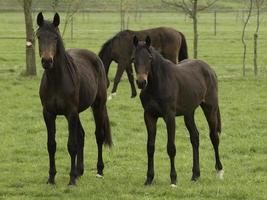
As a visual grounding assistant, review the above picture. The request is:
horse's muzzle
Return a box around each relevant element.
[41,58,53,70]
[136,79,147,89]
[136,73,148,89]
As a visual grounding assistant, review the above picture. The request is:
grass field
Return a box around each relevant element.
[0,8,267,200]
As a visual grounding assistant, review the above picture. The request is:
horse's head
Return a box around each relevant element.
[36,12,60,70]
[132,35,152,89]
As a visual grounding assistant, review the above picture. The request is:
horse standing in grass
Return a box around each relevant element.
[98,27,188,99]
[132,36,223,186]
[36,12,112,185]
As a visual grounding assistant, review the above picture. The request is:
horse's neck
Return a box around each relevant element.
[101,52,112,71]
[149,53,165,85]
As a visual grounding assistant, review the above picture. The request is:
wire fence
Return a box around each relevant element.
[0,9,266,76]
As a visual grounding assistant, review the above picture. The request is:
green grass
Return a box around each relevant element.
[0,9,267,200]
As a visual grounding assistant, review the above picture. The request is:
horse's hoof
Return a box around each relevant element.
[144,179,153,186]
[170,184,177,188]
[217,169,224,180]
[96,174,104,179]
[68,181,76,186]
[131,93,137,98]
[47,177,55,185]
[68,177,76,186]
[47,180,55,185]
[191,175,200,181]
[108,92,116,101]
[77,169,84,178]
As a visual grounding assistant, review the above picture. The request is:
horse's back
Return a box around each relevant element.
[139,27,182,63]
[67,49,103,71]
[176,59,218,104]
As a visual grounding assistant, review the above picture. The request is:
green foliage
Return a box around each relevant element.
[0,10,267,200]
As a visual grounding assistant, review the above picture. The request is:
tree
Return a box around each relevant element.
[120,0,132,31]
[241,0,253,76]
[23,0,36,75]
[162,0,218,58]
[60,0,82,38]
[253,0,264,76]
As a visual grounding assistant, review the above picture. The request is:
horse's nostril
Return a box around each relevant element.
[41,58,53,69]
[136,79,147,89]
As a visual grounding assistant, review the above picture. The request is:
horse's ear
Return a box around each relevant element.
[37,12,44,27]
[133,35,138,47]
[53,13,60,27]
[145,36,151,47]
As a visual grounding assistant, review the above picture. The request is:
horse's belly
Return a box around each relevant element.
[43,97,68,115]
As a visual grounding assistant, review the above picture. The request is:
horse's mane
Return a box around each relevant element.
[98,36,114,59]
[98,30,133,58]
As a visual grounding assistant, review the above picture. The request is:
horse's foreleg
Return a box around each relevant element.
[67,112,79,185]
[111,63,125,96]
[43,110,57,184]
[144,111,158,185]
[76,119,85,177]
[164,115,177,186]
[184,113,200,181]
[126,65,137,98]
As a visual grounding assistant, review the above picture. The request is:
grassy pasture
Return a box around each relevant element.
[0,10,267,200]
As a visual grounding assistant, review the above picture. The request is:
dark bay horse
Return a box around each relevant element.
[98,27,188,99]
[132,36,223,186]
[36,13,112,185]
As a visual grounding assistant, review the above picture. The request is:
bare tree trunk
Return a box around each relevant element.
[254,34,258,76]
[120,0,125,31]
[241,0,252,77]
[253,0,262,76]
[192,0,198,58]
[23,0,36,76]
[61,0,81,38]
[161,0,217,59]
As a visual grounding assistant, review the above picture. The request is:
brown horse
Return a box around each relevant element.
[99,27,188,99]
[37,12,112,186]
[132,36,223,186]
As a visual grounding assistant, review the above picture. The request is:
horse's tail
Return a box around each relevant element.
[102,105,112,147]
[217,106,221,134]
[178,32,188,61]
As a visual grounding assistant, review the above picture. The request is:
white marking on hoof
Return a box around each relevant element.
[107,95,113,101]
[217,169,224,180]
[107,92,116,101]
[170,184,177,188]
[96,174,104,179]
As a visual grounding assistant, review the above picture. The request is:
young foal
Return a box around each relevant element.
[99,27,188,99]
[36,13,112,185]
[132,36,223,186]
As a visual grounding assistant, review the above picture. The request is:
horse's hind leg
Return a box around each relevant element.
[92,101,105,177]
[43,110,57,184]
[201,103,223,176]
[184,113,200,181]
[111,63,125,96]
[76,119,85,177]
[126,65,137,98]
[66,112,79,185]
